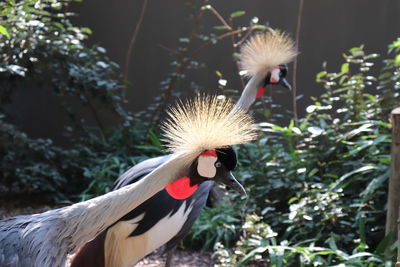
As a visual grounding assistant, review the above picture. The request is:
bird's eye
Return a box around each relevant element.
[215,161,222,168]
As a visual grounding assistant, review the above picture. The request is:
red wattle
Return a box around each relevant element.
[256,87,266,98]
[201,149,217,157]
[165,177,199,200]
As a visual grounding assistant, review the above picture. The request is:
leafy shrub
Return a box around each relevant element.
[0,0,130,129]
[0,0,263,202]
[2,1,399,265]
[0,113,164,203]
[0,114,71,202]
[184,204,242,251]
[0,0,147,202]
[186,40,400,266]
[215,214,389,267]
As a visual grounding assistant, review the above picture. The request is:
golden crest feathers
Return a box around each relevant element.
[239,30,298,77]
[161,94,257,162]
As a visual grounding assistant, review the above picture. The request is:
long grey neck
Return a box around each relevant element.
[23,153,183,267]
[64,154,182,251]
[231,72,265,114]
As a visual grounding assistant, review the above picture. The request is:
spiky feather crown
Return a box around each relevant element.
[239,30,298,77]
[162,95,257,163]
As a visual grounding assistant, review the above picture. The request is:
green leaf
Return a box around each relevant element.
[81,27,93,35]
[341,63,349,73]
[288,120,294,130]
[394,54,400,65]
[230,10,245,18]
[0,25,10,38]
[331,165,377,190]
[238,246,269,265]
[213,25,229,31]
[344,123,374,139]
[349,46,365,57]
[133,145,162,153]
[378,156,391,164]
[360,169,389,201]
[374,232,393,255]
[308,168,319,177]
[366,53,379,59]
[316,71,327,80]
[358,216,366,250]
[347,252,374,259]
[148,130,163,149]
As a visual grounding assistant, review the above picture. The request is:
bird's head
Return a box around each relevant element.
[239,30,298,99]
[162,95,256,200]
[265,64,291,89]
[256,64,292,98]
[165,146,245,199]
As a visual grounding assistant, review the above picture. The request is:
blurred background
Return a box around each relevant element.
[3,0,400,144]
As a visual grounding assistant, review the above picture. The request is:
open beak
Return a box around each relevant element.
[217,172,247,196]
[279,77,292,91]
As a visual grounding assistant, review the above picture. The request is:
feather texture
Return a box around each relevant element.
[239,30,298,77]
[162,94,257,164]
[0,94,257,267]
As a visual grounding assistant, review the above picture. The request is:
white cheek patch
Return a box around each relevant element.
[197,153,217,178]
[270,66,280,83]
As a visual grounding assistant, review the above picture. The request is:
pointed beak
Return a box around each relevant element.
[217,172,247,196]
[279,77,292,91]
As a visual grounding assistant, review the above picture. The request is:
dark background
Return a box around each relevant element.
[5,0,400,144]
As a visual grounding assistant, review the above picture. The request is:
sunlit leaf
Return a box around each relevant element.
[213,25,229,31]
[341,63,349,73]
[0,25,10,38]
[230,10,245,18]
[331,165,377,190]
[395,54,400,65]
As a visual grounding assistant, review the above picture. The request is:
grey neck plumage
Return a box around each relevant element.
[231,72,265,114]
[0,153,183,267]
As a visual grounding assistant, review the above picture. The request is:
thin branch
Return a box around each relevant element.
[207,5,233,31]
[190,28,250,59]
[151,2,253,125]
[156,44,177,54]
[123,0,148,83]
[292,0,304,121]
[150,0,208,126]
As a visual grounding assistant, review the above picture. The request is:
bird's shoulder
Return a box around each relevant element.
[113,154,173,189]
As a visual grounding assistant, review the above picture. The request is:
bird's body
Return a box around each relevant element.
[0,95,256,267]
[71,30,298,267]
[0,154,184,267]
[71,155,213,267]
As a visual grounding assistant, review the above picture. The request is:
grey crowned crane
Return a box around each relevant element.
[71,31,298,267]
[0,95,256,267]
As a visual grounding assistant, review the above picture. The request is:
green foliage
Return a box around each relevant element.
[75,124,165,200]
[215,214,391,267]
[0,114,163,202]
[187,41,400,265]
[2,1,400,265]
[0,114,71,201]
[184,204,242,251]
[138,2,267,125]
[0,0,129,126]
[0,0,165,202]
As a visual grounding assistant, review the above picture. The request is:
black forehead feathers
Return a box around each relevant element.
[279,64,288,77]
[216,146,237,171]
